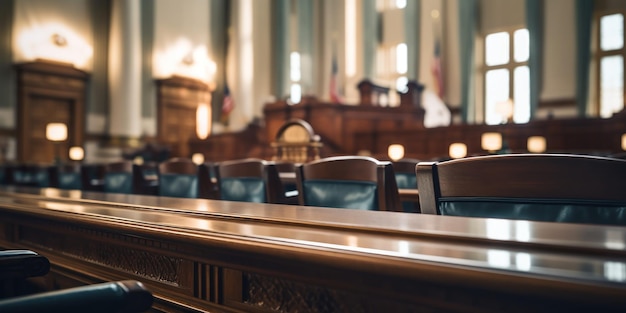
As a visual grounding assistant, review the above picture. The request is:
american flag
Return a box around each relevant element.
[329,53,341,103]
[221,84,234,116]
[431,39,444,99]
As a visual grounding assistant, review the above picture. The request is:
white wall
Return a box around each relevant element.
[153,0,212,82]
[12,0,93,70]
[542,0,576,101]
[479,0,525,32]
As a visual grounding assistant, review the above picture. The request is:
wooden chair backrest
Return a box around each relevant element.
[295,156,400,211]
[215,158,282,204]
[417,153,626,215]
[156,158,198,198]
[158,158,197,175]
[101,161,135,194]
[105,161,134,174]
[198,162,219,199]
[80,163,106,192]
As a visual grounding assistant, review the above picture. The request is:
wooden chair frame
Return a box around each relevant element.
[158,158,197,176]
[417,153,626,215]
[157,158,199,198]
[295,156,400,211]
[215,158,282,204]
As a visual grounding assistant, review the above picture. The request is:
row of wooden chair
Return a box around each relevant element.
[5,153,626,225]
[0,156,417,212]
[213,156,403,211]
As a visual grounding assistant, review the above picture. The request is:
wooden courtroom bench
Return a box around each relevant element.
[0,186,624,312]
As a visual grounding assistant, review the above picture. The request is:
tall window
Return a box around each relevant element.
[597,13,625,118]
[289,51,302,104]
[483,28,530,125]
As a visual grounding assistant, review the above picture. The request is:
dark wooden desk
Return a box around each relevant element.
[0,187,625,312]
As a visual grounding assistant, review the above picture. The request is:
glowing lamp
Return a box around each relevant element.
[481,132,502,152]
[527,136,547,153]
[17,24,93,69]
[449,143,467,159]
[46,123,68,142]
[133,156,144,165]
[622,134,626,151]
[68,146,84,161]
[192,153,205,165]
[388,144,405,161]
[46,123,67,164]
[196,103,212,139]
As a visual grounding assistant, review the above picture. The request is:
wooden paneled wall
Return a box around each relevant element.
[263,98,425,155]
[354,111,626,160]
[189,122,270,162]
[188,98,626,162]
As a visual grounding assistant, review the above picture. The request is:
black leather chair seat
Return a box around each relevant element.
[440,197,626,226]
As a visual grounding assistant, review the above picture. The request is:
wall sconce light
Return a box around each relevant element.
[449,143,467,159]
[46,123,67,164]
[527,136,547,153]
[133,156,144,165]
[196,103,212,140]
[622,134,626,151]
[18,24,93,69]
[182,52,194,66]
[481,132,502,153]
[51,33,67,47]
[388,144,405,161]
[68,146,84,161]
[192,153,205,165]
[46,123,68,142]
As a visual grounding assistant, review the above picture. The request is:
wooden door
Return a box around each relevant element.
[16,61,87,164]
[156,76,211,158]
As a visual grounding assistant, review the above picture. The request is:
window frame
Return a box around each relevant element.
[594,10,626,117]
[481,26,529,125]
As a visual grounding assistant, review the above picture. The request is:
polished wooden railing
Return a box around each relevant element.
[0,187,625,312]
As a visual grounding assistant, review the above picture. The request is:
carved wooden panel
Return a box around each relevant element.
[264,99,425,155]
[15,61,87,164]
[354,111,626,160]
